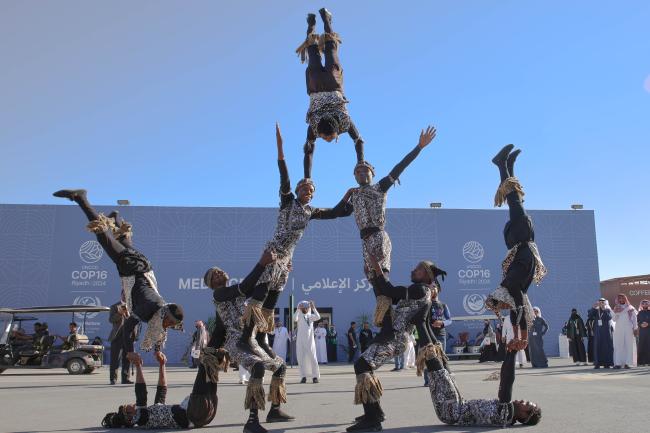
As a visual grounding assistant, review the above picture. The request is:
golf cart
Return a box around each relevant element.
[0,305,109,375]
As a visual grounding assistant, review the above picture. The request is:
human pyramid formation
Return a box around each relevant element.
[53,8,546,432]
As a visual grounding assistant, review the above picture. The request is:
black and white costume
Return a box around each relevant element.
[335,146,422,280]
[52,190,182,353]
[296,8,364,179]
[427,365,515,427]
[349,265,444,432]
[241,159,344,367]
[486,146,547,333]
[209,261,293,430]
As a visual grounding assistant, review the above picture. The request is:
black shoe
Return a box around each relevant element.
[614,365,621,369]
[319,8,333,24]
[604,365,611,369]
[300,377,307,384]
[346,419,382,432]
[121,379,134,385]
[491,144,514,166]
[506,149,521,177]
[307,13,316,26]
[312,377,319,383]
[266,407,295,423]
[354,414,386,423]
[52,189,86,201]
[243,420,267,433]
[110,379,116,385]
[594,365,600,369]
[390,367,399,371]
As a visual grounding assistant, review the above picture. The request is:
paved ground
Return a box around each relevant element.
[1,358,648,433]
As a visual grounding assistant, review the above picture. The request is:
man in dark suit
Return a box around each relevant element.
[359,322,374,353]
[108,301,133,385]
[347,322,358,363]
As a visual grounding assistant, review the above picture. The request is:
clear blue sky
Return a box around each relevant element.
[1,1,648,280]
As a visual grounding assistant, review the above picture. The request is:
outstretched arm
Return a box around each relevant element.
[311,189,355,220]
[498,350,516,402]
[154,352,167,404]
[348,121,364,162]
[368,255,407,299]
[378,126,436,192]
[304,126,317,179]
[214,250,277,302]
[129,353,148,408]
[238,250,276,295]
[276,123,294,208]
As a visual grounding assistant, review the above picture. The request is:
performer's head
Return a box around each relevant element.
[354,161,375,186]
[162,304,184,330]
[204,266,230,289]
[412,260,447,289]
[102,404,137,428]
[513,400,542,425]
[296,178,316,205]
[317,115,339,142]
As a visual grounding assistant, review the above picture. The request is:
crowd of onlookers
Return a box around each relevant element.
[563,295,650,369]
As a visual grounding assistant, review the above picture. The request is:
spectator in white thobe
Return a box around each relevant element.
[612,293,638,368]
[503,315,527,367]
[405,331,416,368]
[272,319,290,361]
[294,300,320,383]
[314,322,328,364]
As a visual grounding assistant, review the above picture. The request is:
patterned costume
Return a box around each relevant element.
[132,384,185,429]
[216,295,283,375]
[244,159,344,338]
[360,284,431,370]
[349,183,393,278]
[486,146,547,333]
[115,248,171,353]
[427,369,514,427]
[307,91,352,137]
[334,146,422,280]
[349,268,444,432]
[296,8,364,179]
[210,262,292,427]
[51,189,183,355]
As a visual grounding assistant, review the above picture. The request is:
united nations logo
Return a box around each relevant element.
[73,296,101,319]
[463,293,487,315]
[462,241,484,264]
[79,240,103,264]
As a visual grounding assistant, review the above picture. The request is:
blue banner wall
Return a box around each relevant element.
[0,204,600,360]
